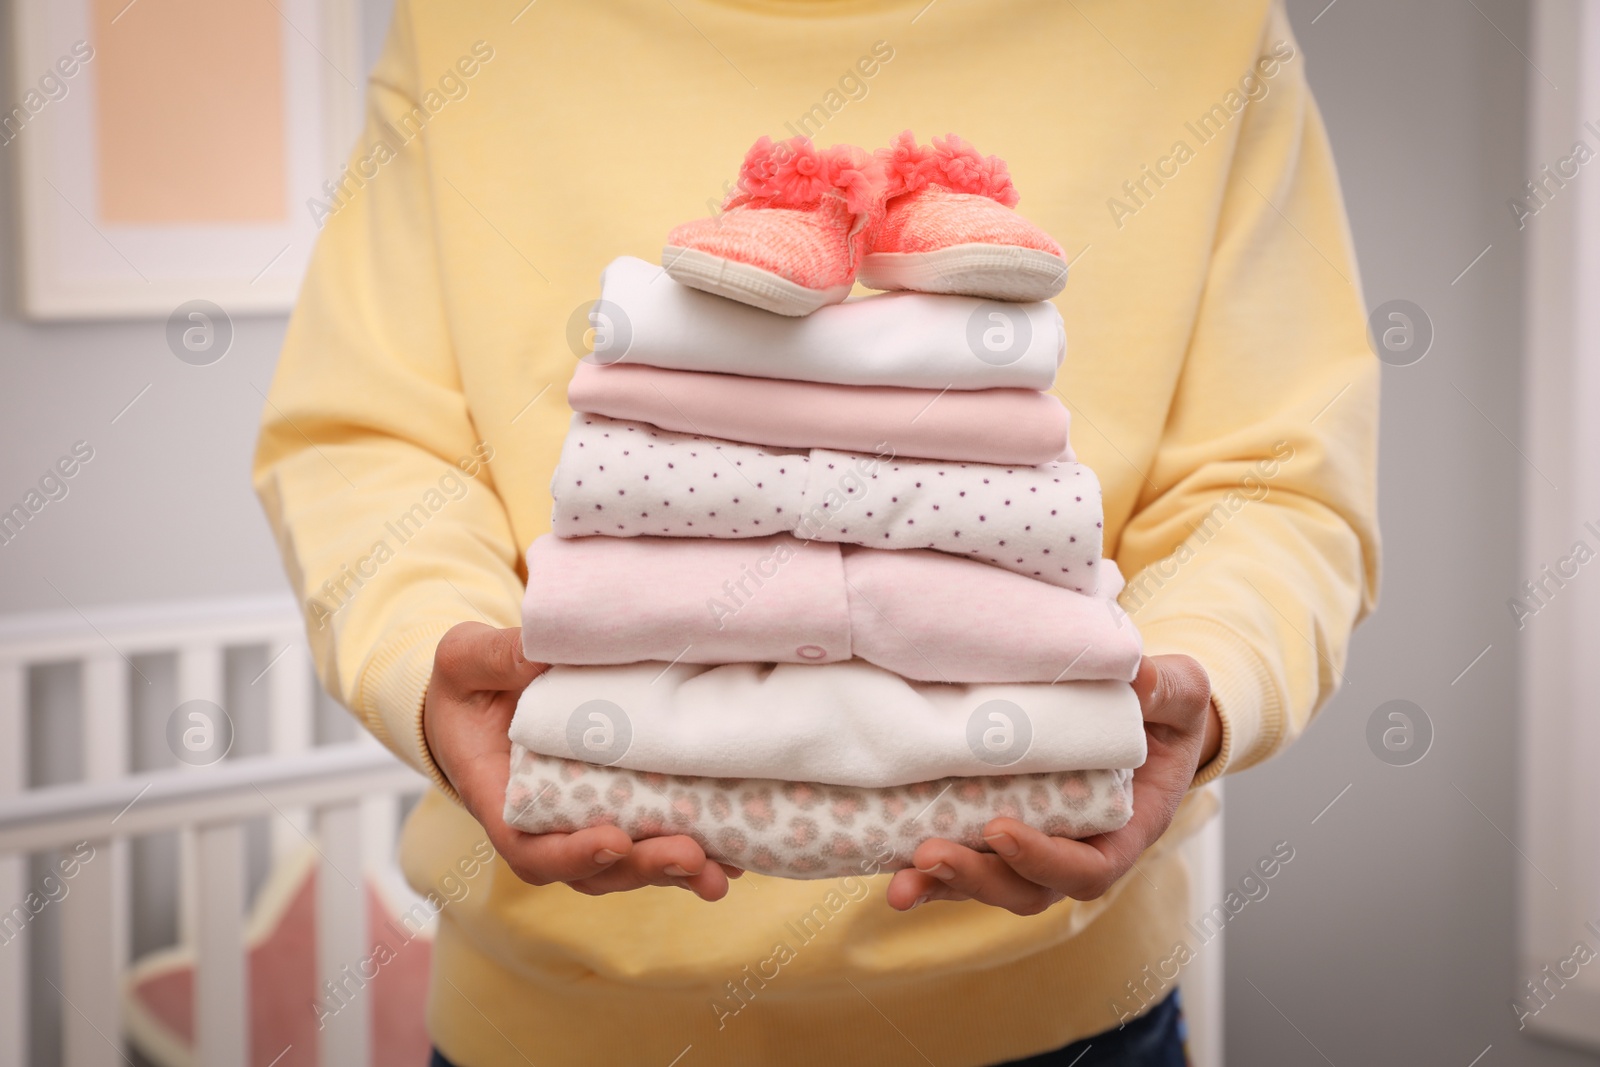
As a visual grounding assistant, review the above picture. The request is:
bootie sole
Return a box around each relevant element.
[859,244,1068,302]
[661,246,854,316]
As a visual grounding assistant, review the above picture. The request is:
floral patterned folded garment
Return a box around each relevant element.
[503,744,1134,880]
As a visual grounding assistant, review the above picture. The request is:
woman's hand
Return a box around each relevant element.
[885,654,1217,914]
[422,621,737,901]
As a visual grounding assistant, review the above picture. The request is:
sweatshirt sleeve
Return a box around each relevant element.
[252,5,518,799]
[1115,5,1381,784]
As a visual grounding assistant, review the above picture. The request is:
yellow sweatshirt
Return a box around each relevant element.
[254,0,1379,1062]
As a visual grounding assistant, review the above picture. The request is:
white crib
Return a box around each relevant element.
[0,595,1224,1067]
[0,596,423,1067]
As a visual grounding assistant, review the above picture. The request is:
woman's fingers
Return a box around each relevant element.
[980,818,1124,900]
[495,823,636,885]
[569,836,732,901]
[1132,654,1211,732]
[434,622,547,694]
[886,839,1062,915]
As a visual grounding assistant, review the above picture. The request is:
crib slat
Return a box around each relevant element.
[0,661,27,1067]
[176,644,224,951]
[59,836,119,1067]
[266,639,314,861]
[175,642,224,727]
[317,801,370,1067]
[82,654,129,785]
[194,822,248,1067]
[56,655,133,1067]
[80,655,130,979]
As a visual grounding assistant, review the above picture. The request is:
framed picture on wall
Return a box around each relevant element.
[8,0,363,320]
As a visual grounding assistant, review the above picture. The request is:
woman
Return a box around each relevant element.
[254,1,1378,1062]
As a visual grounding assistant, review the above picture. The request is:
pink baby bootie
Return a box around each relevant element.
[664,135,884,316]
[859,131,1067,301]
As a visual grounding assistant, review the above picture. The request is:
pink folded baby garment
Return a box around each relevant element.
[522,534,1141,683]
[550,414,1104,593]
[566,361,1073,466]
[503,744,1134,880]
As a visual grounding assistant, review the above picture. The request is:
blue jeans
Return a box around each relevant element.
[997,988,1188,1065]
[430,988,1187,1066]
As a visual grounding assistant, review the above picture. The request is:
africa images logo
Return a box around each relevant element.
[565,700,632,766]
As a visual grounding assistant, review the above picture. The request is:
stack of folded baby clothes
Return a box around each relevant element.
[504,132,1146,879]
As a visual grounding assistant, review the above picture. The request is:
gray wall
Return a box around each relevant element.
[2,0,1593,1064]
[1222,0,1597,1063]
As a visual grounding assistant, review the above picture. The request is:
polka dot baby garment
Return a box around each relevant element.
[550,414,1104,593]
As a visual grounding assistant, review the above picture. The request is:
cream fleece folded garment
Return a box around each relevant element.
[503,745,1134,880]
[550,414,1104,593]
[521,534,1142,683]
[590,256,1066,391]
[508,660,1146,787]
[566,361,1074,465]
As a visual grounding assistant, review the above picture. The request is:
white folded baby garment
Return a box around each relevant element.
[503,745,1134,880]
[550,414,1104,593]
[589,256,1066,391]
[508,660,1146,787]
